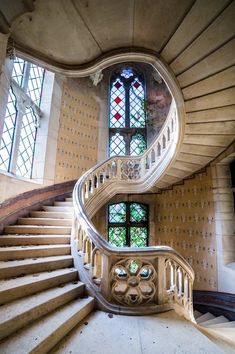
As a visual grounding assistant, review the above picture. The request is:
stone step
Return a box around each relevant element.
[4,225,72,235]
[196,312,215,324]
[199,316,229,327]
[208,328,235,346]
[0,297,94,354]
[43,206,74,212]
[0,235,70,246]
[65,198,73,202]
[0,255,73,279]
[0,281,84,340]
[193,310,203,319]
[30,211,73,219]
[208,321,235,329]
[54,201,73,206]
[18,217,72,226]
[0,268,77,305]
[0,244,71,261]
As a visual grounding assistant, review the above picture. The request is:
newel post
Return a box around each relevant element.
[157,256,165,304]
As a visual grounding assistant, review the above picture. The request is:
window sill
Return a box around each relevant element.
[0,169,44,185]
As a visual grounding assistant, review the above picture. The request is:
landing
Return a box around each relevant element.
[50,310,228,354]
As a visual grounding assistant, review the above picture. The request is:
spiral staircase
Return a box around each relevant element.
[0,0,235,353]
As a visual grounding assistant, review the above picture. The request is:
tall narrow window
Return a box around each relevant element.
[108,202,148,247]
[0,56,45,178]
[109,67,146,156]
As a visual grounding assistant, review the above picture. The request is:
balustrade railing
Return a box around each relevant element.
[72,100,195,320]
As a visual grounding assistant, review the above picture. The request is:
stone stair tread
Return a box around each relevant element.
[0,255,73,270]
[199,316,229,327]
[5,225,71,229]
[194,310,203,319]
[207,328,235,345]
[0,244,71,252]
[0,281,84,339]
[17,217,72,225]
[54,202,73,206]
[0,268,77,292]
[30,211,73,219]
[43,206,74,211]
[0,235,70,245]
[196,312,215,324]
[208,321,235,328]
[0,297,94,354]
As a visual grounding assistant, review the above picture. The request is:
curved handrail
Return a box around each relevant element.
[72,97,195,320]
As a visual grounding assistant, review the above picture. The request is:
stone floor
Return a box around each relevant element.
[50,310,234,354]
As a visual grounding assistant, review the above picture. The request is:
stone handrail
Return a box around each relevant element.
[72,99,195,320]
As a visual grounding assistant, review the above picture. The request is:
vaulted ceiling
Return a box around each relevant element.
[0,0,235,188]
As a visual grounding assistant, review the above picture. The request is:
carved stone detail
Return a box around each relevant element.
[110,259,157,306]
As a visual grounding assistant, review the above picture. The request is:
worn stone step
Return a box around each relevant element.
[194,310,203,319]
[0,235,70,246]
[65,198,73,202]
[30,211,73,219]
[0,244,71,261]
[0,255,73,279]
[18,218,72,226]
[208,321,235,328]
[196,312,215,324]
[4,225,71,235]
[0,297,94,354]
[0,281,84,340]
[207,328,235,346]
[54,201,73,206]
[43,206,74,212]
[0,268,78,305]
[200,316,229,327]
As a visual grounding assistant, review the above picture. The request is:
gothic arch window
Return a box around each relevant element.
[0,56,45,178]
[109,67,147,157]
[108,202,148,247]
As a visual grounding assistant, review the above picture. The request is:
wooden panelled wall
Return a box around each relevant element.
[55,79,99,183]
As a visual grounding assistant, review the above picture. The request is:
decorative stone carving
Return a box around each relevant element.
[120,160,141,180]
[110,259,157,306]
[90,70,103,86]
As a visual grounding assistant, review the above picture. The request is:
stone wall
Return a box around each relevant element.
[55,78,100,183]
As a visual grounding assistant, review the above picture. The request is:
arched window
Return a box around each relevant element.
[109,67,147,157]
[108,202,148,247]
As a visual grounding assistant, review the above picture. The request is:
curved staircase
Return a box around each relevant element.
[0,198,94,353]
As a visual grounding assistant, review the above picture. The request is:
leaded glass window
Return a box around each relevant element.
[109,67,147,156]
[108,202,148,247]
[0,56,45,178]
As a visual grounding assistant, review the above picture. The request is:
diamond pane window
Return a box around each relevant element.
[109,133,126,157]
[0,56,46,178]
[130,203,147,222]
[110,79,125,128]
[130,132,147,156]
[16,107,37,178]
[109,68,147,157]
[109,227,126,247]
[130,227,148,247]
[108,202,148,247]
[27,64,45,106]
[109,203,126,223]
[0,88,17,171]
[12,57,25,87]
[130,78,145,128]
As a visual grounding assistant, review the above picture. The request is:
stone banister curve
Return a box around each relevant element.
[71,51,194,320]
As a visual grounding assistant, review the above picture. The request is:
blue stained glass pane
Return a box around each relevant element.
[130,78,145,128]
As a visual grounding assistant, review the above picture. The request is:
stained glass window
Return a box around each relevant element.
[0,56,45,177]
[109,133,126,157]
[109,67,147,156]
[108,202,148,247]
[130,132,147,156]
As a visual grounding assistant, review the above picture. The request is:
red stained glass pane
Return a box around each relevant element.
[114,82,122,89]
[114,96,121,104]
[133,81,140,89]
[114,112,121,120]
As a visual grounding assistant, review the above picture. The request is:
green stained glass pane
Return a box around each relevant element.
[130,203,147,222]
[109,227,126,247]
[130,132,146,156]
[109,203,126,223]
[130,227,148,247]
